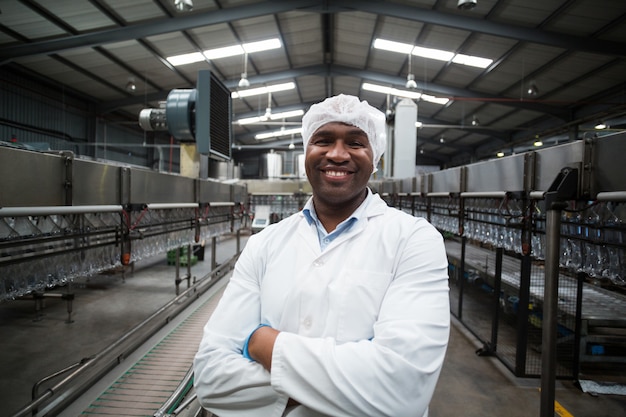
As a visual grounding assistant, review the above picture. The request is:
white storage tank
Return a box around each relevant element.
[259,151,283,178]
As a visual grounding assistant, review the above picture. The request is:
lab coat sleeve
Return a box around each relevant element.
[270,220,450,417]
[193,233,285,415]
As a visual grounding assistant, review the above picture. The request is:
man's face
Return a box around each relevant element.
[305,122,374,207]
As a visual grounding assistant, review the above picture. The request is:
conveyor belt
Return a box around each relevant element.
[79,282,226,416]
[445,239,626,322]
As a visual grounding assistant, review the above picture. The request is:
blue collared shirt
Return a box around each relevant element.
[302,192,370,251]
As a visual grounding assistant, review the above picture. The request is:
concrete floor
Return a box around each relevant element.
[431,318,626,417]
[1,232,625,417]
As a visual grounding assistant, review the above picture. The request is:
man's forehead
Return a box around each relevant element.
[312,122,368,136]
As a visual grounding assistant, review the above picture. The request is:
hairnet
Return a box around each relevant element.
[301,94,387,172]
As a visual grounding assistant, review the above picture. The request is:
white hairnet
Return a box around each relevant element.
[301,94,387,172]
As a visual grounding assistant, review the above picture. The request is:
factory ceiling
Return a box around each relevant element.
[1,0,625,167]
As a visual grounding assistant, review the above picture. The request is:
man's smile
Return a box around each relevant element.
[323,170,351,178]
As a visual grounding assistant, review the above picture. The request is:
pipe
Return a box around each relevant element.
[529,191,546,199]
[145,203,199,210]
[596,191,626,201]
[460,191,507,198]
[0,205,123,217]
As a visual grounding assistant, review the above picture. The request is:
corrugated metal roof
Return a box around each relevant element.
[0,0,625,166]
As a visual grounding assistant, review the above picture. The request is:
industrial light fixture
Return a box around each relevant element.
[457,0,477,10]
[363,82,421,100]
[413,45,455,62]
[527,81,539,96]
[451,54,493,68]
[236,109,304,125]
[288,134,296,150]
[238,52,250,88]
[125,77,137,92]
[231,82,295,99]
[174,0,193,12]
[373,38,492,69]
[534,140,543,147]
[405,53,417,89]
[167,38,281,66]
[255,127,302,140]
[262,92,272,121]
[362,82,449,105]
[439,136,445,143]
[595,121,607,129]
[496,151,505,158]
[471,115,479,126]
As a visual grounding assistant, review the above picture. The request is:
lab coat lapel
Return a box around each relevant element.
[296,215,322,257]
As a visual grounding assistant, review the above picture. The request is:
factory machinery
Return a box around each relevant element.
[2,120,625,415]
[0,144,247,303]
[373,131,626,417]
[0,142,248,416]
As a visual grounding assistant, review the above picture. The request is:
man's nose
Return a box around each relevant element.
[325,141,350,160]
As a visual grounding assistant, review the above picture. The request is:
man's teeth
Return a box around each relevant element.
[326,171,347,177]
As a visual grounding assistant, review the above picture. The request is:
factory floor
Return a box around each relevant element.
[1,232,625,417]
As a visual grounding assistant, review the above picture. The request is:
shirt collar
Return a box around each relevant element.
[302,187,373,226]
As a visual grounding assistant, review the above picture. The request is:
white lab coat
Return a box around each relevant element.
[193,191,450,417]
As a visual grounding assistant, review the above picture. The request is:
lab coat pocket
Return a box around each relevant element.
[334,269,392,343]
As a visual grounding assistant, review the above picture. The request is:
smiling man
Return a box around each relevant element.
[193,94,450,417]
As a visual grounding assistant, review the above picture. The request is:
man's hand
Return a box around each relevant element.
[247,326,280,371]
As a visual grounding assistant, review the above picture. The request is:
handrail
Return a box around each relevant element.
[153,367,195,417]
[0,205,124,217]
[596,191,626,201]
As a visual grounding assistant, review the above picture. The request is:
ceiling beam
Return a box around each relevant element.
[0,0,321,63]
[3,0,625,64]
[347,0,626,58]
[98,64,570,119]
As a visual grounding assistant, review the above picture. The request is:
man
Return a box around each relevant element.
[193,94,450,417]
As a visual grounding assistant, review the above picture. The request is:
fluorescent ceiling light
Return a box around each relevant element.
[204,44,244,60]
[243,38,281,53]
[451,54,493,68]
[167,52,205,66]
[373,38,413,54]
[167,38,281,66]
[231,82,296,99]
[362,83,422,100]
[237,109,304,125]
[255,127,302,140]
[413,46,454,62]
[421,94,450,105]
[363,82,448,104]
[374,38,492,69]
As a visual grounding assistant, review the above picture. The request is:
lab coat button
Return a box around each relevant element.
[302,317,312,328]
[313,260,323,267]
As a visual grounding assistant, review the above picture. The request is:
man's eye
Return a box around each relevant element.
[313,139,331,145]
